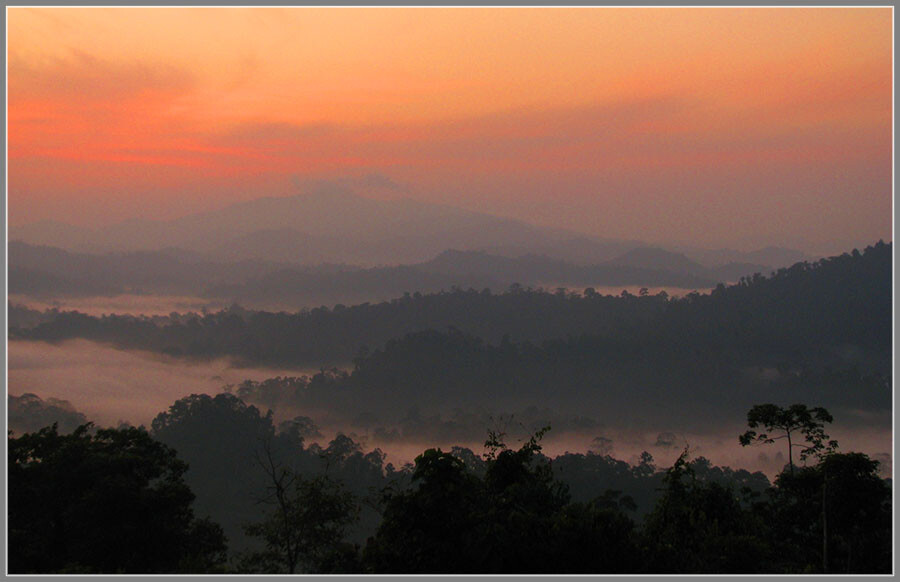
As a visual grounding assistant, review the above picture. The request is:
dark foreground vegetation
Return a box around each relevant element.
[8,398,891,574]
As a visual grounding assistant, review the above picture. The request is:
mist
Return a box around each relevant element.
[9,338,891,481]
[8,293,229,317]
[7,339,315,428]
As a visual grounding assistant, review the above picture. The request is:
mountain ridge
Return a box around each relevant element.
[10,189,812,269]
[10,239,774,311]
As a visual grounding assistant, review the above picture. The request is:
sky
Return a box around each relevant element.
[7,7,893,253]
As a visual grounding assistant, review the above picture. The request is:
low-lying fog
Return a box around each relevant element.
[8,293,232,317]
[539,285,714,298]
[9,285,714,319]
[8,340,316,427]
[8,339,891,480]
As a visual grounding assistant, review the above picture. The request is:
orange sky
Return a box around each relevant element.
[7,7,893,252]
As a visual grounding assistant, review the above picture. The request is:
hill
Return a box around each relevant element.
[10,186,642,265]
[211,242,893,430]
[10,241,773,310]
[13,243,890,414]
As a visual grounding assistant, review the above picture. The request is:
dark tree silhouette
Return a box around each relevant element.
[739,404,838,474]
[10,393,889,574]
[240,438,359,574]
[364,426,643,574]
[150,393,281,552]
[8,423,227,573]
[642,449,773,573]
[363,447,489,573]
[767,452,891,573]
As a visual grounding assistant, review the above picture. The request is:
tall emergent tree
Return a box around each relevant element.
[738,404,838,474]
[239,438,359,574]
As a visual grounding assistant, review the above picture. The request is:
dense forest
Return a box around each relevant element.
[10,242,892,429]
[11,242,888,368]
[8,395,891,573]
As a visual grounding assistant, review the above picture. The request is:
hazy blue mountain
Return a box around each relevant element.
[10,186,646,265]
[8,220,97,251]
[10,188,814,273]
[211,228,319,263]
[418,250,566,280]
[7,240,289,298]
[677,245,810,269]
[600,248,772,285]
[482,236,644,265]
[604,247,710,276]
[9,239,773,310]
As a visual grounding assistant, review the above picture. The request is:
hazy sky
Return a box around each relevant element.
[8,7,892,252]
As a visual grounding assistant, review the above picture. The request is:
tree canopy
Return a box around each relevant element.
[739,403,838,473]
[8,423,228,573]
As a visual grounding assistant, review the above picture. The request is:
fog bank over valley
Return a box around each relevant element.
[8,336,891,480]
[7,340,317,428]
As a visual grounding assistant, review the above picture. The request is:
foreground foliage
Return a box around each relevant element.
[363,428,640,573]
[7,409,891,574]
[8,424,228,574]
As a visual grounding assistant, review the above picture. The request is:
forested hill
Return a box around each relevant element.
[10,241,890,373]
[637,241,892,361]
[226,241,893,429]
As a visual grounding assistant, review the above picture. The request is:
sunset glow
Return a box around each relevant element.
[6,10,895,573]
[7,7,892,251]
